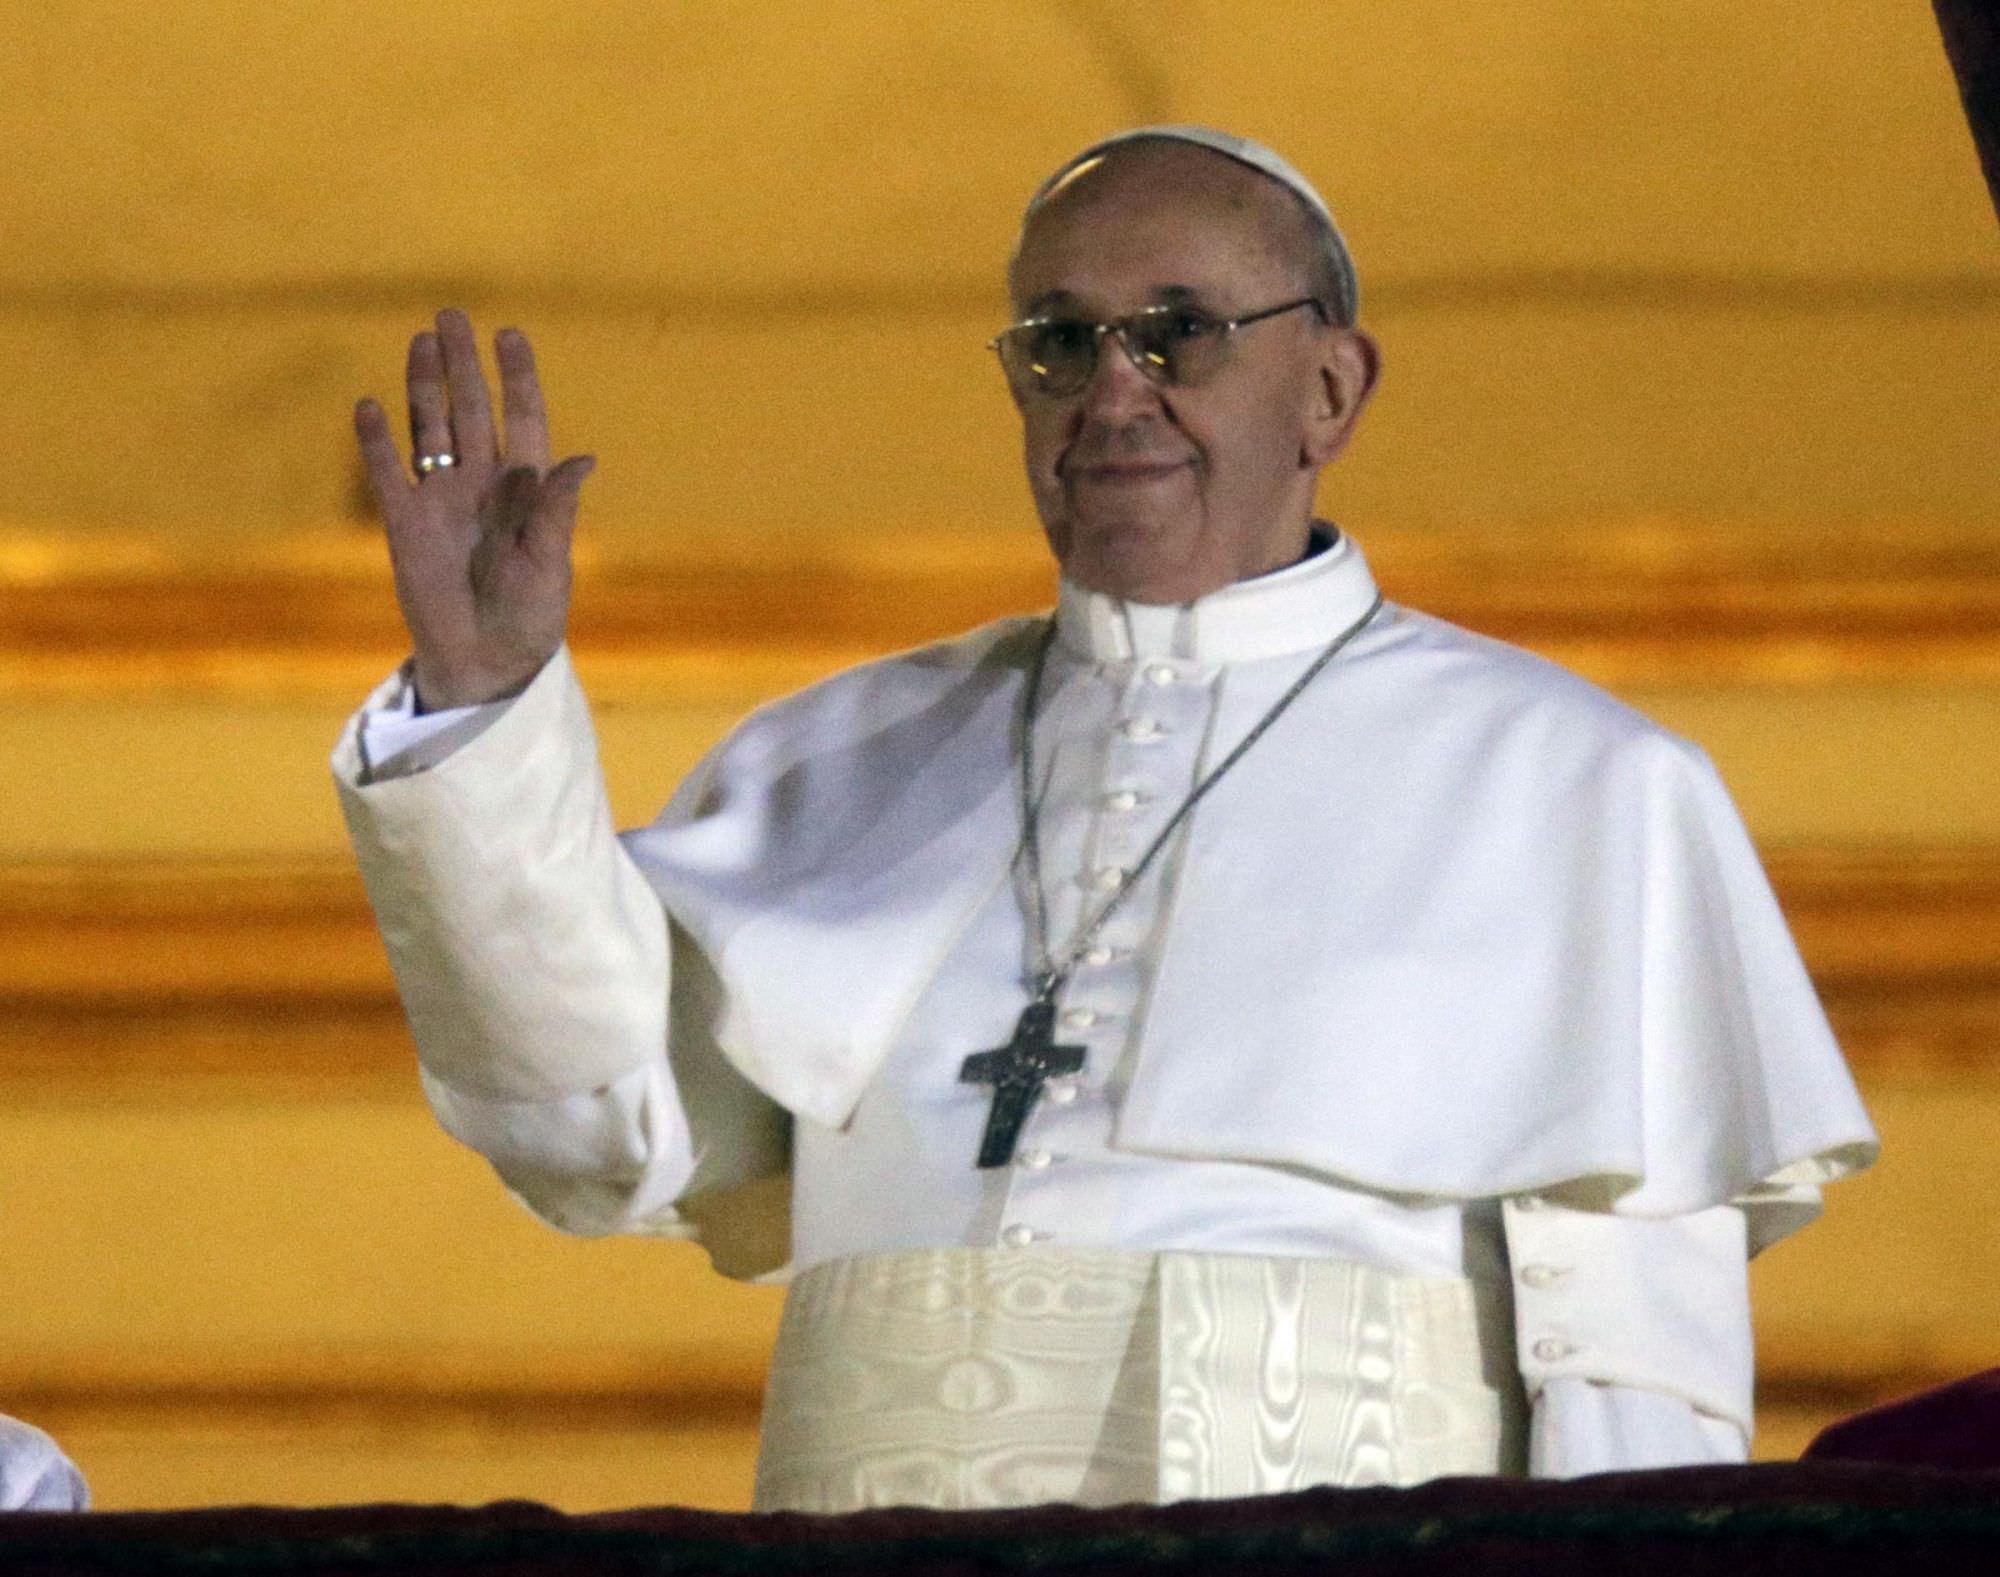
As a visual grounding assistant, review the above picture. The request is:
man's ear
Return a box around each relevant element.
[1302,327,1381,467]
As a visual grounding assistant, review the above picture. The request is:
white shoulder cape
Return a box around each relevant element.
[625,605,1875,1254]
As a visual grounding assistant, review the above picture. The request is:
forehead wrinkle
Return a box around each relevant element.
[1021,282,1221,318]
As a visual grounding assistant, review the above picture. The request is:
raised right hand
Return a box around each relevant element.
[354,309,595,711]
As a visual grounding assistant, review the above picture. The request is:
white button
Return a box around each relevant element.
[1118,717,1162,741]
[1083,945,1116,967]
[1046,1080,1078,1106]
[1002,1224,1037,1248]
[1519,1264,1568,1289]
[1531,1337,1576,1362]
[1018,1148,1054,1171]
[1061,1007,1097,1030]
[1144,663,1178,687]
[1104,789,1142,813]
[1091,866,1127,892]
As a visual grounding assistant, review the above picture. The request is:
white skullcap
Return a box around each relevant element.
[1023,125,1360,324]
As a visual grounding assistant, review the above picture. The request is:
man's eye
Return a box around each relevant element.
[1163,310,1218,341]
[1032,321,1094,355]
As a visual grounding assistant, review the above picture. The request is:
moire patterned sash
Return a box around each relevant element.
[753,1246,1524,1512]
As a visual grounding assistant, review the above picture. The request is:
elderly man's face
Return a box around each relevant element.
[1006,144,1375,603]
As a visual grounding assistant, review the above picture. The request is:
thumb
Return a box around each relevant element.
[526,454,595,559]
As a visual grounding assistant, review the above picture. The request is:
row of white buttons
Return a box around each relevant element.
[1115,662,1187,738]
[1514,1197,1573,1359]
[1000,1144,1059,1245]
[1097,780,1144,949]
[1005,662,1175,1257]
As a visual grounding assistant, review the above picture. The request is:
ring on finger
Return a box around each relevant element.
[414,452,458,477]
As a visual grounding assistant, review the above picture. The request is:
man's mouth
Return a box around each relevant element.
[1066,458,1190,485]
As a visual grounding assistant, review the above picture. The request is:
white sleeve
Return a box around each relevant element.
[1530,1379,1746,1475]
[1503,1197,1759,1475]
[331,645,789,1247]
[419,1060,698,1237]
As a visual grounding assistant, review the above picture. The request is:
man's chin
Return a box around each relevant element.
[1057,525,1216,605]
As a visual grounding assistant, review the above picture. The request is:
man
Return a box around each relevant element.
[335,128,1876,1511]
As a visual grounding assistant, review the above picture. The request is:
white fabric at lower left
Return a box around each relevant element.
[0,1414,88,1512]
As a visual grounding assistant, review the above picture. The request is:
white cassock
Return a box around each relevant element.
[333,531,1876,1510]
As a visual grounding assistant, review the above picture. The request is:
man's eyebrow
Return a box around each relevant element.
[1021,289,1082,316]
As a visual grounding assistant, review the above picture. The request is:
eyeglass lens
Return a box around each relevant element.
[1001,311,1226,397]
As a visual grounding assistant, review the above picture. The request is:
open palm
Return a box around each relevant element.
[354,308,594,710]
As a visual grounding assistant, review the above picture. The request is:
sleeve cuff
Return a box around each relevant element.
[1504,1197,1754,1433]
[354,660,532,784]
[1530,1377,1748,1477]
[418,1062,698,1238]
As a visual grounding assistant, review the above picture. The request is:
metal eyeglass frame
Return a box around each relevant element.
[989,295,1330,396]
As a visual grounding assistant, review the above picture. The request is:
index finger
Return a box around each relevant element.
[496,327,552,471]
[353,397,413,514]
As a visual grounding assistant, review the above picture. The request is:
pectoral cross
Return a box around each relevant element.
[958,997,1087,1168]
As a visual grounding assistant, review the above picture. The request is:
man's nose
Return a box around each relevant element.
[1073,331,1162,426]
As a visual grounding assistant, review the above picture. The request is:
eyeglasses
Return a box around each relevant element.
[990,296,1328,398]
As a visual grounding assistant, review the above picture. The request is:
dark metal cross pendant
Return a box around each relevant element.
[958,997,1087,1169]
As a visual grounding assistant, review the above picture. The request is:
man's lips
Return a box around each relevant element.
[1065,458,1191,484]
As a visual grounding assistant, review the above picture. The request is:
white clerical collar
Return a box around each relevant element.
[1054,528,1383,663]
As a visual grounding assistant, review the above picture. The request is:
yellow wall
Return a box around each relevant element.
[1,1,1996,1515]
[0,2,1994,534]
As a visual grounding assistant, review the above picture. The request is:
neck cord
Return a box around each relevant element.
[1016,590,1385,1004]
